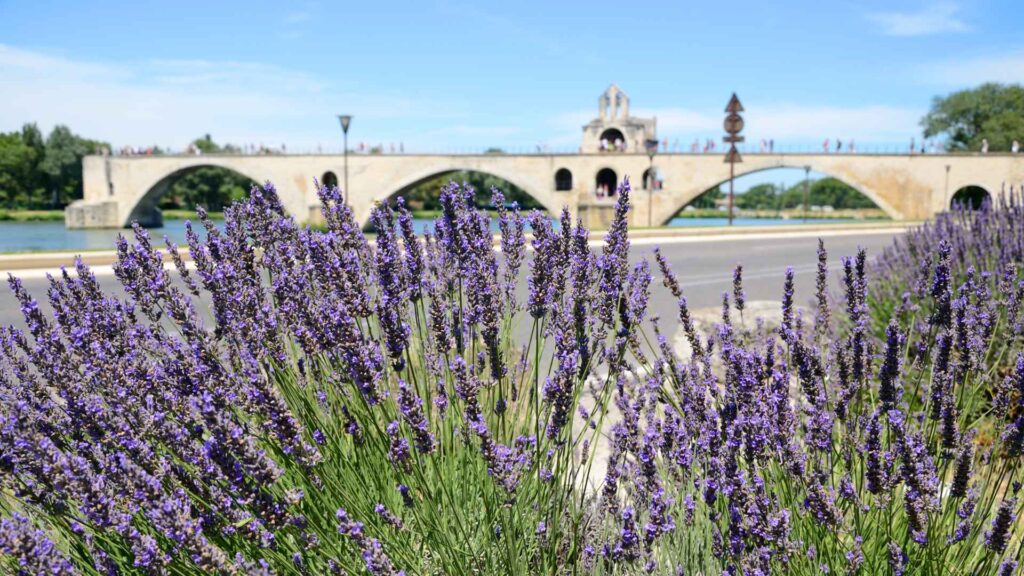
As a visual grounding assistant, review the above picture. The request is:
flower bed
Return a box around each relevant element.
[1,179,1023,574]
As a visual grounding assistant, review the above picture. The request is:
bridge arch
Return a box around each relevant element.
[373,165,562,229]
[128,162,266,227]
[950,185,991,210]
[655,163,901,225]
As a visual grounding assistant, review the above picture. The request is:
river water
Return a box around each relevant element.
[0,217,858,254]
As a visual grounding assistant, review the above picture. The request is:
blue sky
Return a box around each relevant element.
[1,0,1022,165]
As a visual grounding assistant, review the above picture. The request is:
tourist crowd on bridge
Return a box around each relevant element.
[111,136,1021,157]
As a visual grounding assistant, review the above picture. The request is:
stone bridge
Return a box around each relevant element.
[68,151,1024,229]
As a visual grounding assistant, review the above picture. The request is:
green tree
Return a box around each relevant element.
[688,185,724,209]
[0,131,40,208]
[162,167,254,212]
[39,125,108,207]
[400,171,542,212]
[736,183,779,210]
[191,134,222,154]
[922,83,1024,151]
[19,123,46,200]
[778,178,878,210]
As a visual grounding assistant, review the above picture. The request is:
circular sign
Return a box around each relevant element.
[724,113,744,134]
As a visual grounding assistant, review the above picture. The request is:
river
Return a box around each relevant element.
[0,216,860,254]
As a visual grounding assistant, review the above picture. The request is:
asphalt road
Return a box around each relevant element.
[637,230,900,332]
[0,230,902,332]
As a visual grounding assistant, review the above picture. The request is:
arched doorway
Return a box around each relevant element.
[642,168,662,191]
[599,128,626,151]
[950,185,990,210]
[555,168,573,191]
[595,168,618,198]
[322,171,339,189]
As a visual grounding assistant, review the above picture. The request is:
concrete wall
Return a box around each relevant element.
[70,152,1024,229]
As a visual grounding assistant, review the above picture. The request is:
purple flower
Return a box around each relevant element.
[603,506,640,562]
[888,542,907,576]
[386,421,412,472]
[878,319,904,410]
[371,202,411,370]
[0,514,76,575]
[597,177,632,330]
[732,264,745,316]
[396,380,435,454]
[780,267,795,339]
[985,497,1016,553]
[336,509,402,575]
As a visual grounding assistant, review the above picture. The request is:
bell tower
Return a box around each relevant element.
[582,84,655,153]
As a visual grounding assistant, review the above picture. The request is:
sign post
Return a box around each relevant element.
[338,115,352,204]
[723,94,745,226]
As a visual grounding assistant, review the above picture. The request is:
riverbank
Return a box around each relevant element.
[0,209,64,222]
[160,209,225,220]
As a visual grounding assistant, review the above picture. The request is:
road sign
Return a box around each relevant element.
[725,93,744,113]
[724,145,743,164]
[723,135,746,143]
[724,113,744,134]
[723,93,745,226]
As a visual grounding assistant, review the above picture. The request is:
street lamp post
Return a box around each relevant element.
[803,165,811,223]
[944,164,951,207]
[645,138,659,227]
[338,115,352,203]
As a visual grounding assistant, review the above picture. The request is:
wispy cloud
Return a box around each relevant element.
[284,11,311,25]
[867,2,969,37]
[919,51,1024,85]
[280,3,320,39]
[633,108,719,133]
[745,104,922,141]
[0,44,445,150]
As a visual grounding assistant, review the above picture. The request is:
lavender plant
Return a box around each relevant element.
[1,178,1023,575]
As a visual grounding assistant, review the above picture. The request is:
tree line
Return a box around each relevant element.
[0,123,108,209]
[685,177,880,213]
[400,171,543,212]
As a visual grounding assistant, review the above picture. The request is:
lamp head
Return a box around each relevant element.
[644,138,659,160]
